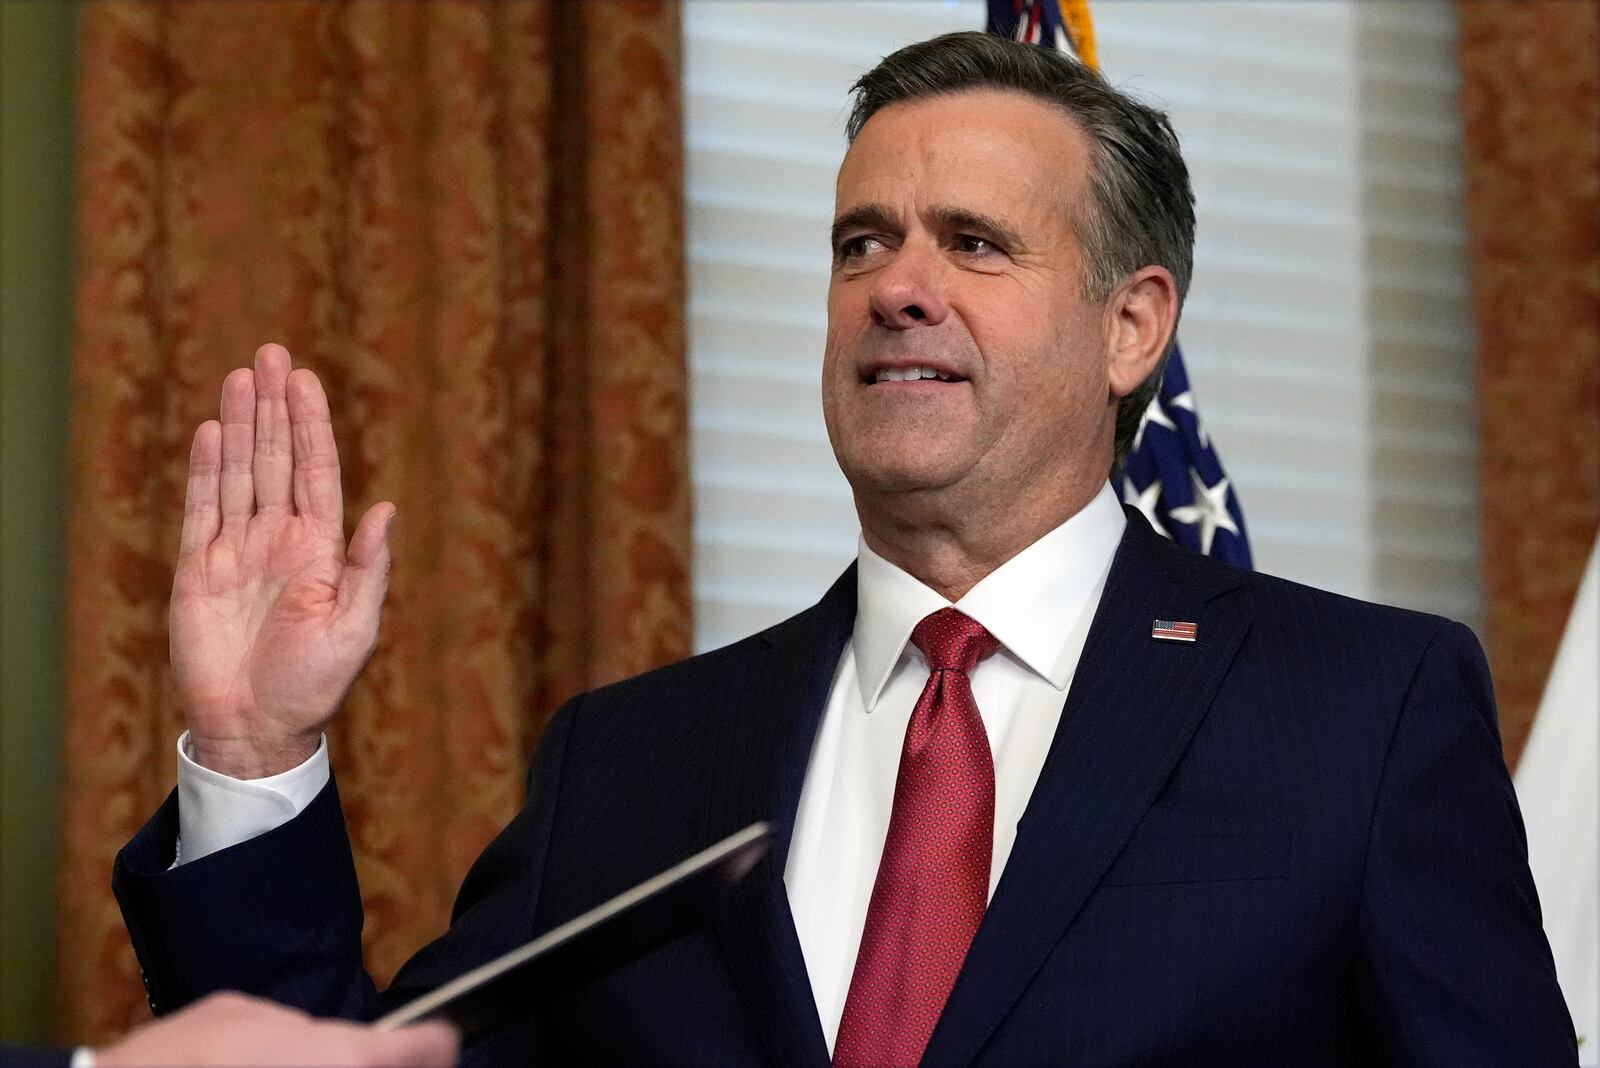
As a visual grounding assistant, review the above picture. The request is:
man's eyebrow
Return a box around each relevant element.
[829,203,1027,253]
[927,206,1024,250]
[830,203,899,251]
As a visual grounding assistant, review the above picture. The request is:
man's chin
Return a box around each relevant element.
[841,453,972,500]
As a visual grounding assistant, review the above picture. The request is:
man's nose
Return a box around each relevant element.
[868,246,949,329]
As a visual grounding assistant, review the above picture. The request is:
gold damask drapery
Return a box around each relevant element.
[55,0,689,1044]
[1458,0,1599,770]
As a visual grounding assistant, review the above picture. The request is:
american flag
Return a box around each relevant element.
[1151,619,1199,643]
[986,0,1253,571]
[986,0,1096,66]
[1121,347,1251,568]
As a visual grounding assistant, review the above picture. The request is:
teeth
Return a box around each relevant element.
[874,366,957,383]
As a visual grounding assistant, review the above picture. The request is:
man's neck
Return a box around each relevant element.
[857,480,1106,602]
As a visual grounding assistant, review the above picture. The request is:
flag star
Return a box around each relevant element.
[1132,394,1176,453]
[1167,390,1210,448]
[1123,477,1170,538]
[1167,469,1240,555]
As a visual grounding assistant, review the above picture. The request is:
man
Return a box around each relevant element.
[0,992,456,1068]
[112,32,1575,1066]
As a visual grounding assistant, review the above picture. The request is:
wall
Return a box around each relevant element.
[1,0,77,1044]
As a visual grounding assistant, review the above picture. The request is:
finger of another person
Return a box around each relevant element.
[219,367,257,525]
[253,344,295,515]
[287,367,344,538]
[179,420,223,557]
[369,1020,461,1067]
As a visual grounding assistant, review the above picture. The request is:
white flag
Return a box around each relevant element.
[1515,532,1599,1054]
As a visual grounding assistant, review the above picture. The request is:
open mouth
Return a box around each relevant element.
[864,366,967,384]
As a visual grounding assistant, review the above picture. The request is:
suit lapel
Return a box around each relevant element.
[923,514,1252,1067]
[703,567,856,1068]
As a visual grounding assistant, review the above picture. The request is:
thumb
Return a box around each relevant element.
[340,503,395,623]
[370,1020,461,1067]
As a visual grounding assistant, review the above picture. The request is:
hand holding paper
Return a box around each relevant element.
[97,992,457,1067]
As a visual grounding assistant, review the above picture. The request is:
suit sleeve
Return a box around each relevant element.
[111,695,580,1029]
[0,1044,74,1068]
[113,770,376,1020]
[1355,620,1577,1066]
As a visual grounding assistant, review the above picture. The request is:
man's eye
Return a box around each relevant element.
[837,235,884,261]
[953,234,997,256]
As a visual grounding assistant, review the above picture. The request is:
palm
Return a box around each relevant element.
[174,516,353,743]
[172,345,393,778]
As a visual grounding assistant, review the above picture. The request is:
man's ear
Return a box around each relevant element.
[1105,266,1179,398]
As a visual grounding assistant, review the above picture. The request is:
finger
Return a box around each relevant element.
[370,1021,461,1067]
[339,503,395,622]
[287,367,344,538]
[253,343,294,515]
[219,367,257,525]
[179,420,223,557]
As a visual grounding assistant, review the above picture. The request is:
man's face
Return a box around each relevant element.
[822,89,1118,516]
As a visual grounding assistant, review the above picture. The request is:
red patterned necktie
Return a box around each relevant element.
[833,608,1000,1068]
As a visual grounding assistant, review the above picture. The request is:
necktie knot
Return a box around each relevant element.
[911,608,1000,674]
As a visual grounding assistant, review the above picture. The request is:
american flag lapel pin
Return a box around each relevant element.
[1151,619,1199,643]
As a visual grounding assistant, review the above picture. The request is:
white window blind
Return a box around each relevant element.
[684,0,1480,652]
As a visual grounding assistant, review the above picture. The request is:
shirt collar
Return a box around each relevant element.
[852,482,1127,710]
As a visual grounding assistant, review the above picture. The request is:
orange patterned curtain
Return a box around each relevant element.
[55,0,689,1044]
[1458,0,1600,770]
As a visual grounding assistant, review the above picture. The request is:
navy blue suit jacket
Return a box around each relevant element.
[115,512,1576,1065]
[0,1046,72,1068]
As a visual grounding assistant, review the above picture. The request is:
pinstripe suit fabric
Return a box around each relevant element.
[114,510,1576,1066]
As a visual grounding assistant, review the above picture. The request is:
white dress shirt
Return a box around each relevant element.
[783,483,1124,1049]
[172,483,1125,1050]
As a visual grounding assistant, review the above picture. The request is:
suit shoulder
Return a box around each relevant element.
[1237,565,1467,645]
[570,593,834,717]
[570,563,854,719]
[1137,521,1472,664]
[1207,559,1483,690]
[581,631,766,707]
[1131,517,1462,650]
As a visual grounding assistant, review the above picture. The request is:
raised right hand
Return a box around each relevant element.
[170,344,394,779]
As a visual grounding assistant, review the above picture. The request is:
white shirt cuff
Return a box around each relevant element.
[174,730,330,866]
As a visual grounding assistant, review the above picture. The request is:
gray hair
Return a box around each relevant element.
[845,31,1195,474]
